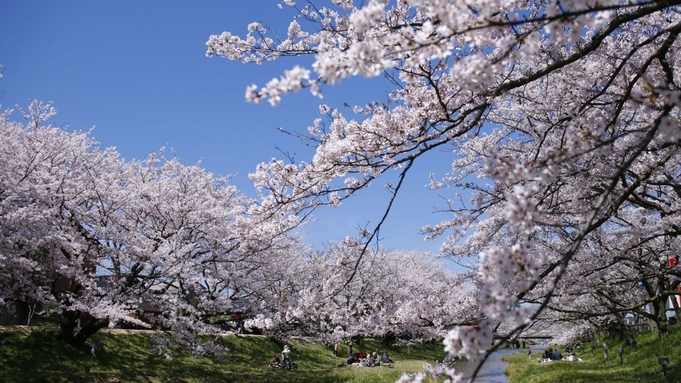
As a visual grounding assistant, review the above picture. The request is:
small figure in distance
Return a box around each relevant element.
[269,354,281,368]
[367,352,377,367]
[281,345,292,369]
[382,352,394,364]
[90,340,103,357]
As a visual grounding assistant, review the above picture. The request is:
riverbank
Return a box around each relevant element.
[0,326,445,382]
[504,327,681,382]
[453,348,522,382]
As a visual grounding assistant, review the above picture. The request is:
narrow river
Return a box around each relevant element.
[452,347,545,382]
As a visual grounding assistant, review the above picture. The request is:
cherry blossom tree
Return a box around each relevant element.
[531,223,681,346]
[206,0,681,372]
[0,101,303,351]
[246,239,478,344]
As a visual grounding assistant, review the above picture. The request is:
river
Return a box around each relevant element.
[451,346,546,382]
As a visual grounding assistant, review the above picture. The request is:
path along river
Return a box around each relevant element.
[451,346,546,382]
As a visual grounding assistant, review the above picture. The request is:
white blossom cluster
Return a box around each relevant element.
[206,0,681,368]
[5,1,681,370]
[207,0,681,370]
[241,239,478,344]
[0,101,306,352]
[397,363,463,383]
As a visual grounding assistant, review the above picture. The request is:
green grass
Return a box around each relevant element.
[504,326,681,383]
[0,327,446,382]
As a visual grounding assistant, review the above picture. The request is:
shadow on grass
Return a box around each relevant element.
[0,328,444,383]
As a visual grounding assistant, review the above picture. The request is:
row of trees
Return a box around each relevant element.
[0,101,305,350]
[247,239,479,344]
[3,0,681,380]
[0,101,477,355]
[206,0,681,377]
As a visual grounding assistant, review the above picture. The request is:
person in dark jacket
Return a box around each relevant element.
[551,350,563,361]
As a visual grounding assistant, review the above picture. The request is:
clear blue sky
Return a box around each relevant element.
[0,1,458,255]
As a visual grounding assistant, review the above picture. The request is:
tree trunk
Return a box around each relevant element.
[58,310,109,346]
[651,295,669,335]
[613,312,637,347]
[26,302,37,327]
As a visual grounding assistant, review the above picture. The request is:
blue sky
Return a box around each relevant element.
[0,1,459,255]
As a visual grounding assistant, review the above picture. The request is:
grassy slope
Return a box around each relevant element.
[504,326,681,383]
[0,327,445,383]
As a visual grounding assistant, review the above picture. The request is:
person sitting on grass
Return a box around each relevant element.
[542,348,552,362]
[346,353,358,366]
[366,352,377,367]
[269,354,281,368]
[382,352,394,364]
[551,349,563,361]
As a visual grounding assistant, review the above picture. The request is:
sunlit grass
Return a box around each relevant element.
[9,325,681,382]
[504,326,681,383]
[0,327,446,382]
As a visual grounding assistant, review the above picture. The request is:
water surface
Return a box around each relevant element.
[452,347,545,382]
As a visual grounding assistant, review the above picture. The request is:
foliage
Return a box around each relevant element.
[4,2,681,379]
[247,241,478,345]
[0,101,304,350]
[0,99,471,356]
[207,0,681,365]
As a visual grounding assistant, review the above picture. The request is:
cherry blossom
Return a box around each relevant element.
[208,1,681,372]
[245,239,478,344]
[0,101,304,352]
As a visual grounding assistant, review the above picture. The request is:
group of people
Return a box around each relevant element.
[541,347,563,362]
[343,350,393,367]
[537,345,582,363]
[269,345,293,369]
[269,343,397,369]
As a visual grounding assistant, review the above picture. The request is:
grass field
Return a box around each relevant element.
[0,326,447,383]
[504,326,681,383]
[7,325,680,382]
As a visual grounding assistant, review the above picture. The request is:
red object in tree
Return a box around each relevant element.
[670,257,678,268]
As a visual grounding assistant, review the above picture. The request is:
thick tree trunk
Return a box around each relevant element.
[651,296,669,335]
[611,306,635,346]
[58,310,109,347]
